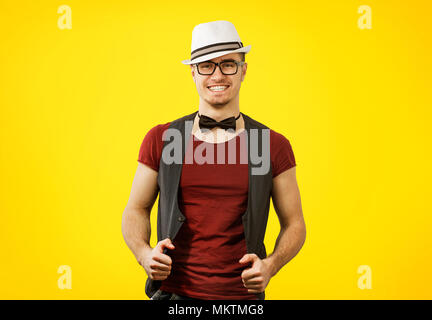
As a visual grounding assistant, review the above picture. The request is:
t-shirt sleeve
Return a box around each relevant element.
[137,124,164,172]
[271,131,296,178]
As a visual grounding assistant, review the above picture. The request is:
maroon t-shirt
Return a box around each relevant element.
[138,121,296,300]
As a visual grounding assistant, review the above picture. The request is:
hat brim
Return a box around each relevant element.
[181,45,251,65]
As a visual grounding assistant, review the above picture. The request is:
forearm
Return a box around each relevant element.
[265,221,306,277]
[121,206,153,262]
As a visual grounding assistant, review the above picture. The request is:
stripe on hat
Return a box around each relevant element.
[191,41,243,61]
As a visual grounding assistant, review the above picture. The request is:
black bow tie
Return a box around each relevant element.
[198,113,241,131]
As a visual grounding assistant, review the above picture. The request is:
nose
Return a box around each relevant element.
[210,64,225,80]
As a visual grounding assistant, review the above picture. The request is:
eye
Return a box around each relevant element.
[223,62,235,68]
[200,63,212,69]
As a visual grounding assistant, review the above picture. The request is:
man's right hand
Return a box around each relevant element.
[139,238,175,281]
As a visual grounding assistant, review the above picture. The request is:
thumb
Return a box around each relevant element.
[239,253,258,265]
[157,238,175,252]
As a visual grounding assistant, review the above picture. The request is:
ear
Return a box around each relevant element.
[190,65,198,85]
[241,62,247,82]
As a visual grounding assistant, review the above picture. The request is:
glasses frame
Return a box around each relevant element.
[194,60,245,75]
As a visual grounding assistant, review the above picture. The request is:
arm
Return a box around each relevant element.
[122,162,174,280]
[240,166,306,293]
[265,165,306,276]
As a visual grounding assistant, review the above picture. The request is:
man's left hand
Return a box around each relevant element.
[239,254,273,294]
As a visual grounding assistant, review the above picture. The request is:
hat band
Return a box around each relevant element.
[190,41,243,62]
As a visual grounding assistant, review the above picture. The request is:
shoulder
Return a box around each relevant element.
[137,122,172,171]
[269,128,296,178]
[240,114,294,156]
[139,121,172,155]
[145,122,172,140]
[270,129,292,146]
[269,128,295,155]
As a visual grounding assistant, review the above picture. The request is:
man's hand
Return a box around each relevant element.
[239,253,274,294]
[139,238,175,281]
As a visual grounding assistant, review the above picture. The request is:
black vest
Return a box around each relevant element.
[145,111,273,300]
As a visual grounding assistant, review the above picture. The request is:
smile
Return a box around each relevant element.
[208,85,229,92]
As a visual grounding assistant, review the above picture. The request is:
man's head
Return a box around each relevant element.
[190,52,247,108]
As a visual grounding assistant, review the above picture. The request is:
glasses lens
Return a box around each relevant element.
[220,61,238,75]
[197,62,215,74]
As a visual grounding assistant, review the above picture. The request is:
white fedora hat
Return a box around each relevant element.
[181,20,251,65]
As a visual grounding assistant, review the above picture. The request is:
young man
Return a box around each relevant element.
[122,20,306,300]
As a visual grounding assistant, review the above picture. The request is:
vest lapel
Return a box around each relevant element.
[156,110,197,241]
[241,112,273,259]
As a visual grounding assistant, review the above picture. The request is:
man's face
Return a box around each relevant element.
[190,53,247,108]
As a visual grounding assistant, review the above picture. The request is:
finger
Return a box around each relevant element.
[247,288,263,294]
[241,269,262,281]
[152,273,170,281]
[245,286,263,292]
[157,238,175,252]
[153,253,172,266]
[239,253,253,264]
[243,277,263,285]
[150,271,171,279]
[149,269,171,280]
[149,260,172,272]
[239,253,258,265]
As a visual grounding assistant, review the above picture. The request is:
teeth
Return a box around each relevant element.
[209,86,228,91]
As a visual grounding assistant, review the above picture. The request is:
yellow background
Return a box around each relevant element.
[0,0,431,299]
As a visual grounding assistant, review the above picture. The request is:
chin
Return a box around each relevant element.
[205,96,231,106]
[208,100,231,108]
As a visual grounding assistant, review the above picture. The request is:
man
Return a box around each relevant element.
[122,20,306,300]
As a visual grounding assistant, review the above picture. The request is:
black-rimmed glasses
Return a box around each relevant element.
[194,60,245,75]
